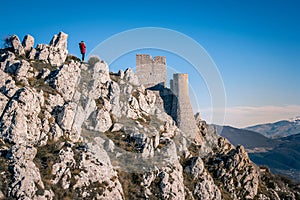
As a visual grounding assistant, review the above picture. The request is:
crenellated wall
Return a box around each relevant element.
[136,54,166,88]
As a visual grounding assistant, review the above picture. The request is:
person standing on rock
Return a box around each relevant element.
[79,41,86,62]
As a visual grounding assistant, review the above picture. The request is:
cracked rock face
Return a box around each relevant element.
[0,33,299,200]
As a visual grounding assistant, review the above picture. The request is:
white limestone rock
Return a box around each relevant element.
[48,31,68,67]
[137,92,150,113]
[0,87,44,145]
[27,47,37,60]
[73,146,124,200]
[145,90,156,108]
[45,93,64,112]
[51,147,75,186]
[0,71,18,98]
[111,123,123,132]
[124,68,139,86]
[53,60,81,101]
[8,145,44,199]
[90,61,111,99]
[207,144,260,199]
[22,34,34,52]
[15,60,30,80]
[49,31,68,50]
[0,93,8,115]
[34,32,68,67]
[109,81,121,118]
[72,104,85,135]
[36,44,50,62]
[104,139,115,152]
[10,35,25,55]
[0,51,15,71]
[49,123,64,142]
[56,101,77,131]
[129,132,154,158]
[4,59,21,75]
[93,109,112,132]
[158,163,185,200]
[184,157,221,200]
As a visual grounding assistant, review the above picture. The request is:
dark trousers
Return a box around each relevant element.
[81,53,85,61]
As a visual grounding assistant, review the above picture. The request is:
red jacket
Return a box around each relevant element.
[79,42,86,54]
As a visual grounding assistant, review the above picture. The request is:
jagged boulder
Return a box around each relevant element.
[56,102,77,131]
[0,51,15,71]
[48,32,68,66]
[34,31,68,66]
[10,35,25,56]
[52,60,81,101]
[158,163,185,200]
[22,34,34,52]
[7,144,52,200]
[184,157,222,200]
[0,87,44,145]
[0,70,18,98]
[73,147,124,199]
[124,68,139,86]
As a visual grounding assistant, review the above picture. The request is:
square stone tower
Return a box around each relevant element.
[136,54,166,89]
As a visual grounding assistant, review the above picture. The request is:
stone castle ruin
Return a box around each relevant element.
[136,54,166,88]
[136,54,199,139]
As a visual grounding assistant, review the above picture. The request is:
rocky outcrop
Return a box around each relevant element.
[184,157,222,200]
[22,34,34,52]
[7,32,68,67]
[7,144,48,199]
[10,35,25,56]
[35,32,68,67]
[0,33,299,200]
[0,87,44,145]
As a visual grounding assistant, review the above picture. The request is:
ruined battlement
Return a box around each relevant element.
[136,54,199,140]
[136,54,166,66]
[136,54,166,88]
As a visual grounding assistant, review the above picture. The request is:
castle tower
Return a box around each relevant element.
[136,54,166,89]
[171,74,199,139]
[136,54,200,142]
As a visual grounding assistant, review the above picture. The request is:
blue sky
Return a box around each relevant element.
[1,0,300,127]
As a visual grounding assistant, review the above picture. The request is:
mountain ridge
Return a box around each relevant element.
[214,124,300,183]
[245,117,300,138]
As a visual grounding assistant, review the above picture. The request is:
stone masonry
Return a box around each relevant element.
[136,54,199,140]
[170,73,199,139]
[136,54,166,88]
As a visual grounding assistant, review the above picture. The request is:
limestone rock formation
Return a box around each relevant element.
[10,35,25,56]
[22,34,35,52]
[0,33,299,200]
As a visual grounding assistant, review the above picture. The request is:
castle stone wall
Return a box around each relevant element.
[171,74,199,139]
[136,54,166,88]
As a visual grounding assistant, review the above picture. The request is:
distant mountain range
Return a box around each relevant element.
[249,133,300,183]
[245,116,300,138]
[214,125,279,151]
[214,125,300,182]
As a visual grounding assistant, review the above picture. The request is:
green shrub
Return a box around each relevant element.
[2,36,12,49]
